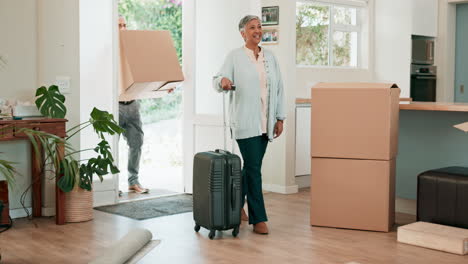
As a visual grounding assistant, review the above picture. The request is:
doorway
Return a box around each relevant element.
[118,0,184,200]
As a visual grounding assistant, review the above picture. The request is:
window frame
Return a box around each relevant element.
[296,0,366,69]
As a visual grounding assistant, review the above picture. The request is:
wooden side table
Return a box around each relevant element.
[0,118,67,225]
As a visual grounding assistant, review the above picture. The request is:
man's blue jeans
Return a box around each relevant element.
[119,101,144,186]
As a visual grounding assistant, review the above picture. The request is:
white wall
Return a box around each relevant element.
[412,0,438,37]
[374,0,412,97]
[0,0,81,217]
[79,0,118,206]
[37,0,80,213]
[0,0,37,214]
[260,0,298,193]
[296,68,373,98]
[0,0,37,101]
[194,0,246,116]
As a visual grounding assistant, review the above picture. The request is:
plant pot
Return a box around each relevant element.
[65,187,93,223]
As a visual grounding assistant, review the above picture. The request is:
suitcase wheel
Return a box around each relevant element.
[232,226,239,237]
[194,224,200,232]
[208,230,216,240]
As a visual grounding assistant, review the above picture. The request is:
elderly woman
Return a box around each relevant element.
[213,15,286,235]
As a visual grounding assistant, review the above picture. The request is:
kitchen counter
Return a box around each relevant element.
[296,98,468,112]
[399,101,468,112]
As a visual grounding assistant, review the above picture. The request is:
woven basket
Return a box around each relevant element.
[65,187,93,223]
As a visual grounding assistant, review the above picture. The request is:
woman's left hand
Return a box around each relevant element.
[274,120,283,138]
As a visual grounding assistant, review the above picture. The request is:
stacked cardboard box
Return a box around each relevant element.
[310,83,400,232]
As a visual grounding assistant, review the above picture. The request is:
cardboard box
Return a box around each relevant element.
[311,83,400,160]
[119,30,184,101]
[310,158,395,232]
[398,222,468,255]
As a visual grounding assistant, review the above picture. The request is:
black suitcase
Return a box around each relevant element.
[192,86,242,239]
[193,149,242,239]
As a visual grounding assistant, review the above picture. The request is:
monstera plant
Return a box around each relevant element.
[23,85,124,192]
[0,157,15,188]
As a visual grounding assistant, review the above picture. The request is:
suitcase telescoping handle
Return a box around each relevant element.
[222,85,236,153]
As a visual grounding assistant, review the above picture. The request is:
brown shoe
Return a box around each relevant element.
[253,222,269,235]
[128,184,149,194]
[241,208,249,221]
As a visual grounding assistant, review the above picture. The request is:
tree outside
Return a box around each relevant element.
[296,2,357,67]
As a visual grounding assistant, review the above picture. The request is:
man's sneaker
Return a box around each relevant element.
[128,184,149,194]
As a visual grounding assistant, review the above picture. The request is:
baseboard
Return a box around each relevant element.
[9,207,31,219]
[262,183,298,194]
[395,197,416,215]
[295,175,310,188]
[42,207,55,216]
[9,206,56,219]
[93,190,117,207]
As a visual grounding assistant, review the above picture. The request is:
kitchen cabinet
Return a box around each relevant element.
[412,0,438,37]
[295,104,311,176]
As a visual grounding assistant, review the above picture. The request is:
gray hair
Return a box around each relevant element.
[238,15,261,32]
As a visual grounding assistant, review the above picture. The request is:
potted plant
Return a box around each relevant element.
[20,85,123,222]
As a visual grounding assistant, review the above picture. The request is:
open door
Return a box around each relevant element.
[182,0,260,193]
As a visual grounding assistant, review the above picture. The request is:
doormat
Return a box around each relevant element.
[94,194,193,220]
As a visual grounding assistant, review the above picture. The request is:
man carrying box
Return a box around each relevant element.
[118,16,182,194]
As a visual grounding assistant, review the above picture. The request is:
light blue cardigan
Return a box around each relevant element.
[213,47,286,141]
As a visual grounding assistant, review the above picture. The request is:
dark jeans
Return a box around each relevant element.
[236,134,269,225]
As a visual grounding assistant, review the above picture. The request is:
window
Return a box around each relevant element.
[296,1,366,68]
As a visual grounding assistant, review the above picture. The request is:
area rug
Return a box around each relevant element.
[95,194,193,220]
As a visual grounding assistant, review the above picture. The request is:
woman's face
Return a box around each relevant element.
[241,19,262,45]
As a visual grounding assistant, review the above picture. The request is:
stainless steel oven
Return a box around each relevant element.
[410,65,437,102]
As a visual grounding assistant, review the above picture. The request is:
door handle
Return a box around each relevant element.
[461,84,465,94]
[415,76,436,80]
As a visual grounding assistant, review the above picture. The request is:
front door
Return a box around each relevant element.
[182,0,260,193]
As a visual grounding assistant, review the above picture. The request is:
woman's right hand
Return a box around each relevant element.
[221,77,233,90]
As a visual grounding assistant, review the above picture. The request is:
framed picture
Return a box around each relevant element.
[262,27,278,45]
[262,6,279,26]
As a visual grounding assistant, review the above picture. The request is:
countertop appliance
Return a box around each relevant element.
[412,39,435,65]
[410,64,437,102]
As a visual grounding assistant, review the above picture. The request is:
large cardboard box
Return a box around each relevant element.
[119,30,184,101]
[398,222,468,255]
[310,158,396,232]
[311,83,400,160]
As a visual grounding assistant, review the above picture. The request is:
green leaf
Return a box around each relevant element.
[57,157,78,192]
[0,159,16,188]
[90,108,124,136]
[35,85,67,118]
[79,164,93,191]
[110,164,120,174]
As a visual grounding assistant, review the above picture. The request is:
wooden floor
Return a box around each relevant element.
[1,189,467,264]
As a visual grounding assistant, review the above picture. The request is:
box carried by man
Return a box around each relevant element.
[119,30,184,101]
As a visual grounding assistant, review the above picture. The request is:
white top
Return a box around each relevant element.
[243,45,267,133]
